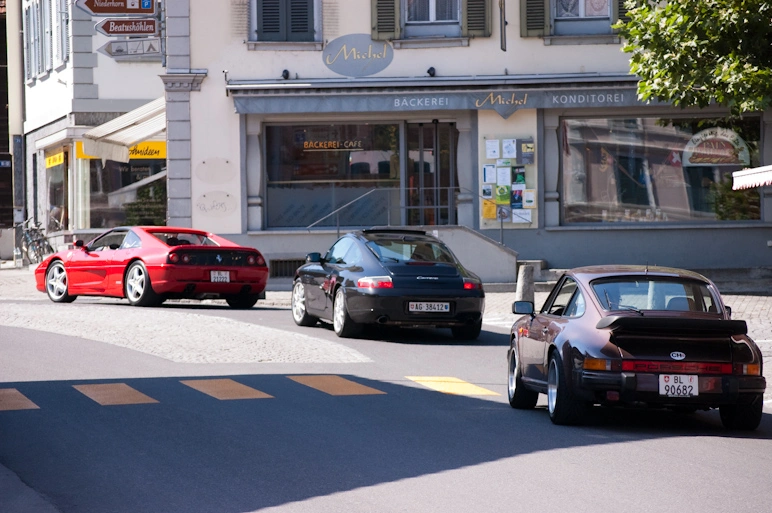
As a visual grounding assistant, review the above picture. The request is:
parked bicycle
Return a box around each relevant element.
[21,218,55,264]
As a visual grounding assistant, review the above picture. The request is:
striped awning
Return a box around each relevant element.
[732,165,772,190]
[82,98,165,163]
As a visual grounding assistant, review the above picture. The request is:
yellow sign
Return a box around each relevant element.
[45,152,65,168]
[482,199,497,219]
[76,141,166,160]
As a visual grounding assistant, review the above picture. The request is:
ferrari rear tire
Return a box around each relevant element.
[508,344,538,409]
[124,261,161,307]
[291,280,318,326]
[45,261,76,303]
[333,288,360,338]
[451,320,482,340]
[547,351,587,425]
[226,294,259,309]
[719,393,763,430]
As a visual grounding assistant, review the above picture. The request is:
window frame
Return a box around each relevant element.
[521,0,629,43]
[248,0,323,50]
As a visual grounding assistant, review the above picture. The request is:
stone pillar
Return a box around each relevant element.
[455,111,475,227]
[515,264,535,303]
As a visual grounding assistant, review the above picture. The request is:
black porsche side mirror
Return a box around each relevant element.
[306,252,322,263]
[513,300,535,316]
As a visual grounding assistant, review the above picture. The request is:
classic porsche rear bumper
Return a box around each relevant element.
[576,370,766,405]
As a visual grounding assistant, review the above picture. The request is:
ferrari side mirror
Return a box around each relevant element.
[74,240,85,248]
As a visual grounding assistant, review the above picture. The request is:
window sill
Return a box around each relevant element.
[247,41,323,51]
[543,34,621,46]
[392,37,469,49]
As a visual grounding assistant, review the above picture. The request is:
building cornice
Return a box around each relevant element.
[160,70,208,92]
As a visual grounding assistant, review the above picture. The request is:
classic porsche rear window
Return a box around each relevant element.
[366,238,456,264]
[150,232,219,247]
[591,278,718,313]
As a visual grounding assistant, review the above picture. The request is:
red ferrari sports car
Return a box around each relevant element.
[35,226,269,308]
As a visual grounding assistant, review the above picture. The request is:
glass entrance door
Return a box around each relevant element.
[405,122,459,225]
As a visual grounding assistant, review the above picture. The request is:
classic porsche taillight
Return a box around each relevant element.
[621,361,732,374]
[583,358,621,371]
[357,276,393,289]
[733,363,761,375]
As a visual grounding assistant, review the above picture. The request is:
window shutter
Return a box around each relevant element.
[257,0,285,41]
[288,0,314,41]
[520,0,549,37]
[371,0,400,41]
[462,0,490,37]
[23,7,31,80]
[614,0,631,25]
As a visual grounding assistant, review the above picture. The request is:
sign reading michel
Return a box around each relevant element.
[323,34,393,77]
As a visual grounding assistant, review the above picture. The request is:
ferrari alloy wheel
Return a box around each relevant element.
[291,280,318,326]
[451,320,482,340]
[719,393,763,430]
[333,288,360,338]
[226,294,259,309]
[507,344,538,409]
[547,351,586,425]
[124,261,161,307]
[45,261,76,303]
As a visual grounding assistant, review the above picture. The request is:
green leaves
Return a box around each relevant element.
[615,0,772,116]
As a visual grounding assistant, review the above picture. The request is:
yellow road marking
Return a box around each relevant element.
[180,379,273,400]
[288,375,386,396]
[73,383,159,406]
[0,389,40,411]
[406,376,499,396]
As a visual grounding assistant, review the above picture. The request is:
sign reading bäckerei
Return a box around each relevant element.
[234,87,649,118]
[322,34,393,77]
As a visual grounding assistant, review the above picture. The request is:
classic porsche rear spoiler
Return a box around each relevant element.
[595,316,748,336]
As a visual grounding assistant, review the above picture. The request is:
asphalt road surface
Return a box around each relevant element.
[1,272,771,513]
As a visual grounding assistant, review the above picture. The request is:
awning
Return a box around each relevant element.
[732,165,772,190]
[82,97,165,163]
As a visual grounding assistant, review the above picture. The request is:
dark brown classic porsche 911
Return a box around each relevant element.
[507,265,767,429]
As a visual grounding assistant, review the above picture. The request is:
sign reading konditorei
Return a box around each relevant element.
[76,0,155,16]
[322,34,394,77]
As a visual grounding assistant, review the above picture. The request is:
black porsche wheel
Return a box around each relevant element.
[124,261,161,307]
[333,288,360,338]
[451,320,482,340]
[547,351,586,425]
[719,394,763,430]
[291,280,318,326]
[226,294,259,309]
[508,344,538,409]
[45,261,76,303]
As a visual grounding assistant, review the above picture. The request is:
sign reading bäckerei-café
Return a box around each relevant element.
[233,88,647,118]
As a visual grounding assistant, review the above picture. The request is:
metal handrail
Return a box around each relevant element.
[305,188,383,234]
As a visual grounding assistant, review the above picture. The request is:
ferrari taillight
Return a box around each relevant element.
[181,254,191,264]
[247,255,256,265]
[168,253,180,264]
[249,253,266,266]
[357,276,393,289]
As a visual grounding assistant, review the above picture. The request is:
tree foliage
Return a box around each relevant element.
[615,0,772,116]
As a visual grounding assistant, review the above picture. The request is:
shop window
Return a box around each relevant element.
[265,123,400,228]
[372,0,490,45]
[251,0,317,42]
[560,117,762,224]
[521,0,629,41]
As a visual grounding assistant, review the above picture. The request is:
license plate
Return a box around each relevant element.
[210,271,230,283]
[658,374,698,397]
[409,302,450,313]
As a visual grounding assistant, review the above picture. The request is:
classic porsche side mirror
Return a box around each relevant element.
[725,305,732,318]
[306,252,322,263]
[513,300,534,316]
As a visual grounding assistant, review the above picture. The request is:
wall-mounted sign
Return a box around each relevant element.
[45,152,65,168]
[95,18,157,36]
[76,141,166,160]
[683,128,750,167]
[322,34,393,77]
[76,0,155,16]
[97,37,161,59]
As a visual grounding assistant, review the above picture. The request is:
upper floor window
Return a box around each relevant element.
[252,0,316,42]
[373,0,490,44]
[521,0,628,41]
[23,0,68,81]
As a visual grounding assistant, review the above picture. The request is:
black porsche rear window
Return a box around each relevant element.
[365,238,456,264]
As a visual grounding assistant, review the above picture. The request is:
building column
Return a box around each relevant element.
[456,111,475,227]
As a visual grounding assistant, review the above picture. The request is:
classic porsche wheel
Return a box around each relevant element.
[508,344,538,409]
[291,280,318,326]
[547,351,586,425]
[45,261,76,303]
[333,288,360,338]
[124,261,161,307]
[719,394,763,430]
[451,320,482,340]
[226,295,259,309]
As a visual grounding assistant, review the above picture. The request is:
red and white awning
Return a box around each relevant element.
[732,165,772,190]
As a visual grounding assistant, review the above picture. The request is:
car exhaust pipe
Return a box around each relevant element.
[377,316,389,324]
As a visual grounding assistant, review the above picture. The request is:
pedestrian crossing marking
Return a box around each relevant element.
[73,383,159,406]
[0,389,39,411]
[180,379,273,400]
[288,375,387,396]
[406,376,499,396]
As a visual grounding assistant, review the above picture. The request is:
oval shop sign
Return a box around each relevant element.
[323,34,393,77]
